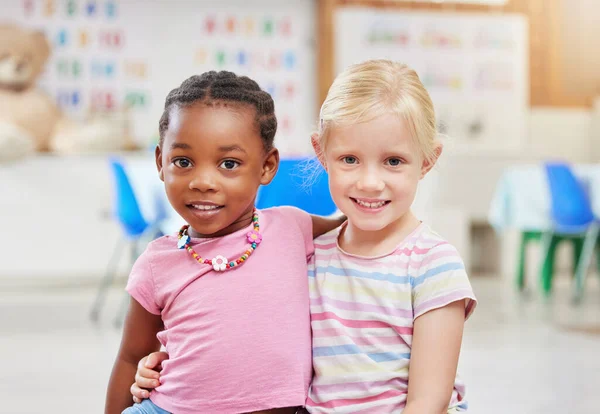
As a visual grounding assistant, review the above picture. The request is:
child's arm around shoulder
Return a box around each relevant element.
[310,213,345,238]
[105,247,164,413]
[275,205,345,239]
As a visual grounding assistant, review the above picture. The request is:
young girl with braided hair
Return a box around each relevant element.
[105,70,343,414]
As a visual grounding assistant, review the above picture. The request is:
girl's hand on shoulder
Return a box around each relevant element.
[310,213,346,238]
[130,351,169,403]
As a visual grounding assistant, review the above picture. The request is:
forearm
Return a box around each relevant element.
[311,213,346,238]
[106,299,163,412]
[406,301,465,414]
[105,357,138,414]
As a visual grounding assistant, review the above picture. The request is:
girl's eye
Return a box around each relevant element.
[342,156,358,164]
[219,159,240,170]
[173,158,192,168]
[386,158,403,167]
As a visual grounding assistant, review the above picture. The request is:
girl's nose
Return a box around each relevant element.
[356,169,385,192]
[189,171,218,192]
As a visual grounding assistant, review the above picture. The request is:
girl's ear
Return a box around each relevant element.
[155,145,164,182]
[311,133,327,171]
[420,143,443,179]
[260,147,279,185]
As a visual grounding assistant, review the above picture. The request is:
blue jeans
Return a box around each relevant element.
[122,399,171,414]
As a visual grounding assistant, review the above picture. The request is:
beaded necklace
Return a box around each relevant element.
[177,211,261,271]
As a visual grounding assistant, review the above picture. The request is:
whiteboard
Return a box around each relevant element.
[3,0,316,155]
[335,7,529,154]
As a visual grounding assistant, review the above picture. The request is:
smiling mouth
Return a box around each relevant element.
[187,203,224,211]
[350,198,391,209]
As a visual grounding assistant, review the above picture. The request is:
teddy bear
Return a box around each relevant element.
[0,23,60,161]
[0,23,138,162]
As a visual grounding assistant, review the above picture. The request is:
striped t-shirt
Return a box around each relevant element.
[305,222,477,413]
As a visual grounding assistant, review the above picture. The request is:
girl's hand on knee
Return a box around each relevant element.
[130,351,169,402]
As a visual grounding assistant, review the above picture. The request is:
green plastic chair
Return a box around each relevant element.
[516,231,586,294]
[517,163,600,297]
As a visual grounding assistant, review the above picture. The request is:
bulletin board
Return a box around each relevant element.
[334,7,529,154]
[3,0,316,155]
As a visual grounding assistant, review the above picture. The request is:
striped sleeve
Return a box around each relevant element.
[411,243,476,320]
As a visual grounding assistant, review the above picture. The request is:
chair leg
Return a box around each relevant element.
[113,241,140,328]
[516,232,528,291]
[573,238,584,276]
[573,223,600,303]
[539,231,556,296]
[90,236,126,322]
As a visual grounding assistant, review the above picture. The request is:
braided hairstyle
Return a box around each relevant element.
[158,71,277,150]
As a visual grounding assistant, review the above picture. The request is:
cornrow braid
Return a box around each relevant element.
[158,71,277,151]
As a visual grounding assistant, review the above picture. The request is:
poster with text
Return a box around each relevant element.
[4,0,316,155]
[335,7,529,154]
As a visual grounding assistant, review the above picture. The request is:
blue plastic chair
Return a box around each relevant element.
[541,162,599,302]
[90,158,165,325]
[256,158,338,216]
[110,158,151,237]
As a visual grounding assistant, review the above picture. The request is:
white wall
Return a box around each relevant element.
[0,155,131,287]
[591,98,600,162]
[412,107,596,275]
[432,107,594,220]
[529,108,593,162]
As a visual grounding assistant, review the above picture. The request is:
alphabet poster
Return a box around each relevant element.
[4,0,316,154]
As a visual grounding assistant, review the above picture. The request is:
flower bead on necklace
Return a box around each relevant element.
[177,211,261,271]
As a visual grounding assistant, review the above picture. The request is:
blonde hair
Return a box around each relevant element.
[318,59,439,164]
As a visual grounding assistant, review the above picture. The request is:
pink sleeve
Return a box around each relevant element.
[278,206,315,258]
[411,243,477,321]
[125,246,161,315]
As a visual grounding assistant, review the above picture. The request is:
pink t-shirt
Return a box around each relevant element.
[126,207,314,414]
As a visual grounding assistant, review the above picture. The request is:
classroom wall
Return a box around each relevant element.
[590,98,600,162]
[529,108,593,162]
[2,0,598,282]
[0,155,121,285]
[319,0,600,167]
[327,0,600,108]
[430,108,593,219]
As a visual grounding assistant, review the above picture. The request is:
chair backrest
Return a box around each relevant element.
[544,162,595,228]
[256,158,338,216]
[109,158,149,237]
